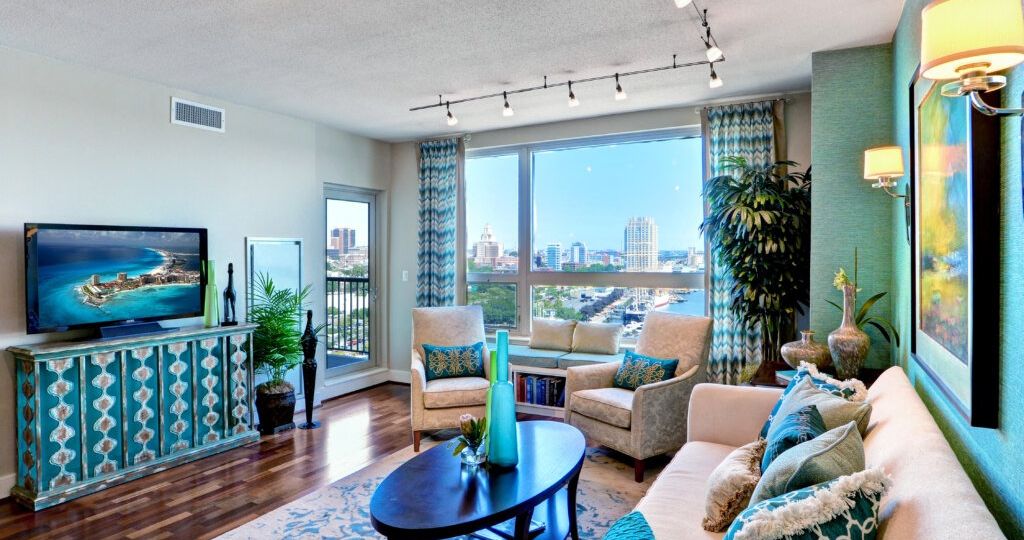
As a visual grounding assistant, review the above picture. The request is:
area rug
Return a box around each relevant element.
[218,438,659,540]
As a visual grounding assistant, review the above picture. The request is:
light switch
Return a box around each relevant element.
[402,270,409,282]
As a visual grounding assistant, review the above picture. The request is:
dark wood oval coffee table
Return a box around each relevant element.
[370,421,585,540]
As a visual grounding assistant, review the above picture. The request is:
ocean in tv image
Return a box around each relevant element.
[34,229,202,330]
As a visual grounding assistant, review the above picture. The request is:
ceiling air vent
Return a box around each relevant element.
[170,97,225,132]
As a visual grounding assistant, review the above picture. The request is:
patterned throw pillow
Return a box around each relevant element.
[613,350,679,391]
[703,439,767,532]
[725,468,891,540]
[762,404,826,472]
[421,342,486,381]
[759,362,867,438]
[751,421,865,505]
[765,378,872,441]
[604,511,655,539]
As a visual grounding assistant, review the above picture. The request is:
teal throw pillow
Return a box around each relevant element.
[421,342,485,381]
[613,350,678,391]
[759,363,867,438]
[751,421,865,505]
[603,511,654,539]
[725,468,891,540]
[762,404,826,472]
[765,378,872,442]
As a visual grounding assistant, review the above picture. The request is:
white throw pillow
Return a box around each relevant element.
[530,319,576,351]
[571,322,623,354]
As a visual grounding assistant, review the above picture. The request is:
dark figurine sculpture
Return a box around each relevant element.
[222,263,238,326]
[299,309,320,429]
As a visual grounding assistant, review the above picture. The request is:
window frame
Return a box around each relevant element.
[461,127,706,336]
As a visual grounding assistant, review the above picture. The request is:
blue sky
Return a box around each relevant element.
[466,137,704,252]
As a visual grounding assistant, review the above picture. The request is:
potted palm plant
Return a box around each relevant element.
[700,157,812,383]
[249,273,322,435]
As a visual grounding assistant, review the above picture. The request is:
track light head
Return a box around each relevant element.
[705,42,724,63]
[502,91,514,117]
[614,74,627,101]
[568,81,579,107]
[674,0,694,7]
[709,65,723,88]
[445,102,458,126]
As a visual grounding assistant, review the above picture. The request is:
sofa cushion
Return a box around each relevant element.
[422,377,488,409]
[604,511,655,539]
[557,351,623,369]
[761,404,826,472]
[530,318,576,351]
[725,468,891,540]
[702,439,767,532]
[506,344,562,369]
[766,377,871,440]
[571,321,623,354]
[760,362,867,438]
[613,350,678,390]
[421,342,486,381]
[636,441,735,539]
[751,421,864,505]
[570,387,634,429]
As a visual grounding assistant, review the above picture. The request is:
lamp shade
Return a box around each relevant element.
[864,146,905,180]
[921,0,1024,81]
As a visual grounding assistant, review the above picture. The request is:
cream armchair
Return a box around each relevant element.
[410,305,491,452]
[565,311,712,481]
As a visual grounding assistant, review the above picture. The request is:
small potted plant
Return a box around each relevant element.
[249,273,322,435]
[451,414,488,466]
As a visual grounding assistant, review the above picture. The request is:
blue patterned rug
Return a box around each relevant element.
[218,438,658,539]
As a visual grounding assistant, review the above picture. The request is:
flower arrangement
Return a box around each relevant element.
[451,414,488,464]
[828,249,900,346]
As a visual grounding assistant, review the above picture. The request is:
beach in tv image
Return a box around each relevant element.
[32,228,203,331]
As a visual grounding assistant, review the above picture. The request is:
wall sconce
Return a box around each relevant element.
[921,0,1024,117]
[864,146,908,206]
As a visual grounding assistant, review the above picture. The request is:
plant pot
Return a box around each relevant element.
[460,445,487,467]
[781,330,831,369]
[828,285,871,380]
[255,387,296,435]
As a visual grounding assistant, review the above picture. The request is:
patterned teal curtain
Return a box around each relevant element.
[701,100,785,384]
[417,137,462,307]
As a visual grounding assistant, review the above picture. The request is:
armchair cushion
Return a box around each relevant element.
[635,311,712,375]
[613,350,679,390]
[422,377,489,409]
[422,342,486,381]
[570,387,634,429]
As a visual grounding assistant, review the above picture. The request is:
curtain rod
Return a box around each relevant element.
[696,97,790,113]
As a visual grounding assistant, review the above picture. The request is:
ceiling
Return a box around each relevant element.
[0,1,904,142]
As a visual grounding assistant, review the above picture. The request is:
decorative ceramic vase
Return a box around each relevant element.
[203,260,220,328]
[828,284,871,379]
[299,310,320,430]
[460,444,487,467]
[780,330,831,369]
[488,331,519,469]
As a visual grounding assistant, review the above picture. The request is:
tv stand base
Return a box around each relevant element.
[98,321,171,339]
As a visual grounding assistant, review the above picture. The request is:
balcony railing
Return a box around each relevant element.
[326,276,370,356]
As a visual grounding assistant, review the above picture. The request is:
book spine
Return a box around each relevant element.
[525,375,535,404]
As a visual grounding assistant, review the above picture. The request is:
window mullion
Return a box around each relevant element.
[517,145,532,335]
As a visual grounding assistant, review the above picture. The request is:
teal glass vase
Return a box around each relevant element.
[485,349,497,454]
[488,331,518,469]
[203,260,220,327]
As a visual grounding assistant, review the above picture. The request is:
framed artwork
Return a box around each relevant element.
[909,68,1000,428]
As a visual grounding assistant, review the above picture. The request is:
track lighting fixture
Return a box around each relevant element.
[502,92,514,117]
[704,41,724,63]
[568,81,580,107]
[674,0,694,7]
[709,64,722,88]
[445,102,458,126]
[614,74,627,101]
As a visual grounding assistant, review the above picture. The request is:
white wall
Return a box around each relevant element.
[0,46,391,488]
[386,92,812,375]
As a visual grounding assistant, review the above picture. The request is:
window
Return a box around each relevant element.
[463,130,706,334]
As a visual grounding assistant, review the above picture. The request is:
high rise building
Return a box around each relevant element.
[331,228,357,254]
[472,224,504,267]
[569,241,588,266]
[545,243,562,271]
[624,217,659,271]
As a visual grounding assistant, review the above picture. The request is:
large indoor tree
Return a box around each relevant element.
[700,157,812,377]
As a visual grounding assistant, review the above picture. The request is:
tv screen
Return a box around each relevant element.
[25,224,208,334]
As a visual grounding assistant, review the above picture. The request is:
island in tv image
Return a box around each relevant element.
[34,228,202,330]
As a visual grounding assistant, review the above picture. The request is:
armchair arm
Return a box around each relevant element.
[564,361,620,421]
[632,363,705,457]
[410,350,428,430]
[686,383,782,447]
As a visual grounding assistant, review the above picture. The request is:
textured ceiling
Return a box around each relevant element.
[0,0,904,142]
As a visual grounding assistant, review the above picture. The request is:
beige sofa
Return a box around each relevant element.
[633,366,1006,539]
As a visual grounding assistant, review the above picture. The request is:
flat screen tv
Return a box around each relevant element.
[24,223,208,334]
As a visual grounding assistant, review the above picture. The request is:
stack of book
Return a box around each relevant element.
[518,375,566,407]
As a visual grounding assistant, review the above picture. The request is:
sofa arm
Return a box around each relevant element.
[410,350,428,430]
[686,383,782,447]
[564,361,620,417]
[632,363,704,457]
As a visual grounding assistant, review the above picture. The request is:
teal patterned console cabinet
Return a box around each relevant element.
[6,324,259,510]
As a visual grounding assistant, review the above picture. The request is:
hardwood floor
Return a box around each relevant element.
[0,383,418,540]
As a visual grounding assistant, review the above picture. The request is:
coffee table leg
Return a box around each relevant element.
[567,467,581,540]
[513,507,535,540]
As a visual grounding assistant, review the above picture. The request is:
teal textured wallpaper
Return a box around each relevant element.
[809,45,894,369]
[890,0,1024,536]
